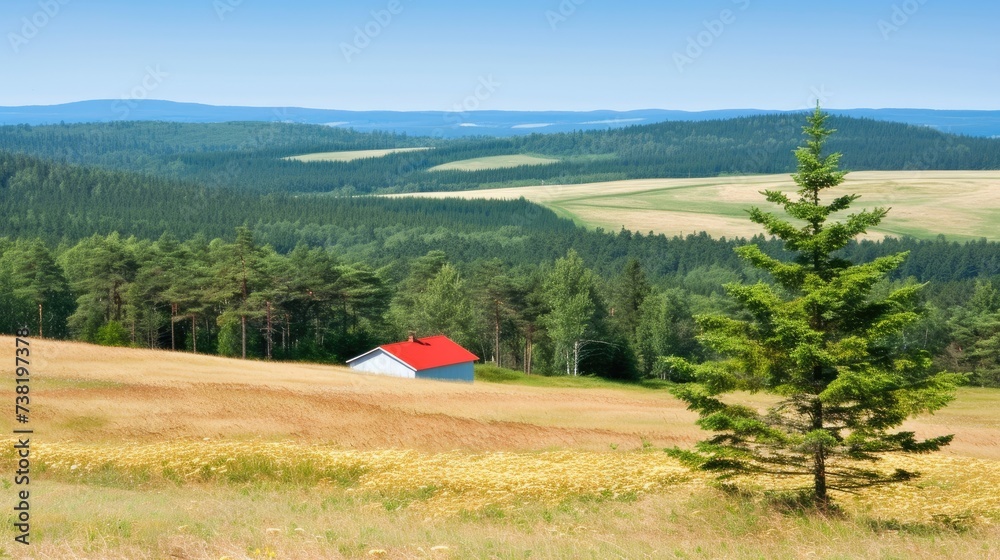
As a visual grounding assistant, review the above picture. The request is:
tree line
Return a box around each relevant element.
[2,115,998,195]
[0,230,689,378]
[1,139,998,383]
[1,228,998,386]
[4,148,1000,284]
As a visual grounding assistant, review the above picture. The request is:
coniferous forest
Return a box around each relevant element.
[2,115,999,194]
[1,117,999,386]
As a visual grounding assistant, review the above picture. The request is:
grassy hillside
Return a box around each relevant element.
[402,170,1000,241]
[3,337,698,449]
[2,337,998,558]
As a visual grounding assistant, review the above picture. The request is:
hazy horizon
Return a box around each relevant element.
[7,99,1000,114]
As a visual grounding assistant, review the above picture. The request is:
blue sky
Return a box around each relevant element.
[2,0,997,111]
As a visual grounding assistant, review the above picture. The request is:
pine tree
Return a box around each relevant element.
[636,288,698,377]
[210,227,267,359]
[611,258,651,339]
[170,234,213,353]
[8,239,71,338]
[414,263,478,348]
[471,259,520,368]
[60,233,139,342]
[331,262,392,359]
[670,106,963,510]
[948,280,1000,386]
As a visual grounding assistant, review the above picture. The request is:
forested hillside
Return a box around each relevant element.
[0,121,421,161]
[2,115,998,194]
[3,150,999,279]
[2,148,999,384]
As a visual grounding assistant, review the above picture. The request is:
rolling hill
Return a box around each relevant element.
[2,115,999,195]
[6,336,694,451]
[3,99,1000,137]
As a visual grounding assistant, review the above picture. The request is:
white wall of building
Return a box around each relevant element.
[348,349,415,378]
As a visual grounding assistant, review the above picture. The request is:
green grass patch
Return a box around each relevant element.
[191,455,367,488]
[37,454,367,490]
[379,485,440,512]
[36,377,125,390]
[57,415,110,431]
[474,364,670,391]
[70,463,153,490]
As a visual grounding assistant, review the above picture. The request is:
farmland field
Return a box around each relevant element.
[400,170,1000,241]
[283,147,431,162]
[2,337,999,559]
[428,154,560,172]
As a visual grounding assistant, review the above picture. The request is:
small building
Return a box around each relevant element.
[346,334,479,382]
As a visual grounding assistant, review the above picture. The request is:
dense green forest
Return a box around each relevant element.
[3,149,1000,280]
[1,145,998,385]
[2,115,998,194]
[2,228,998,386]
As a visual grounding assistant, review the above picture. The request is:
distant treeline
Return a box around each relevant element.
[1,149,998,384]
[3,150,1000,283]
[2,229,997,386]
[2,115,998,194]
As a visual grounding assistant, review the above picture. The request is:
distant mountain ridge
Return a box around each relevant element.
[2,100,1000,138]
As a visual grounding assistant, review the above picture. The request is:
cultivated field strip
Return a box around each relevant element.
[399,171,1000,241]
[283,147,431,162]
[427,154,560,172]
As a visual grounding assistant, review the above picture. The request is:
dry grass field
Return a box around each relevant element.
[400,171,1000,241]
[283,148,430,163]
[427,155,560,172]
[2,337,999,559]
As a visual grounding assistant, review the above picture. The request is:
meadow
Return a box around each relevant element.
[283,148,431,163]
[401,171,1000,241]
[427,154,560,172]
[1,337,999,559]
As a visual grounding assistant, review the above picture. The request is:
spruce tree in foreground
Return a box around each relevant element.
[670,106,963,510]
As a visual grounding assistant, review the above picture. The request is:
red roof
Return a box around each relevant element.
[379,335,479,371]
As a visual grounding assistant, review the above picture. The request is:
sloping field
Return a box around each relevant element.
[399,171,1000,241]
[283,147,430,162]
[7,337,701,451]
[428,154,559,172]
[4,337,1000,558]
[5,337,995,456]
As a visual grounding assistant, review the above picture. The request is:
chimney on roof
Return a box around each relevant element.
[407,331,416,342]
